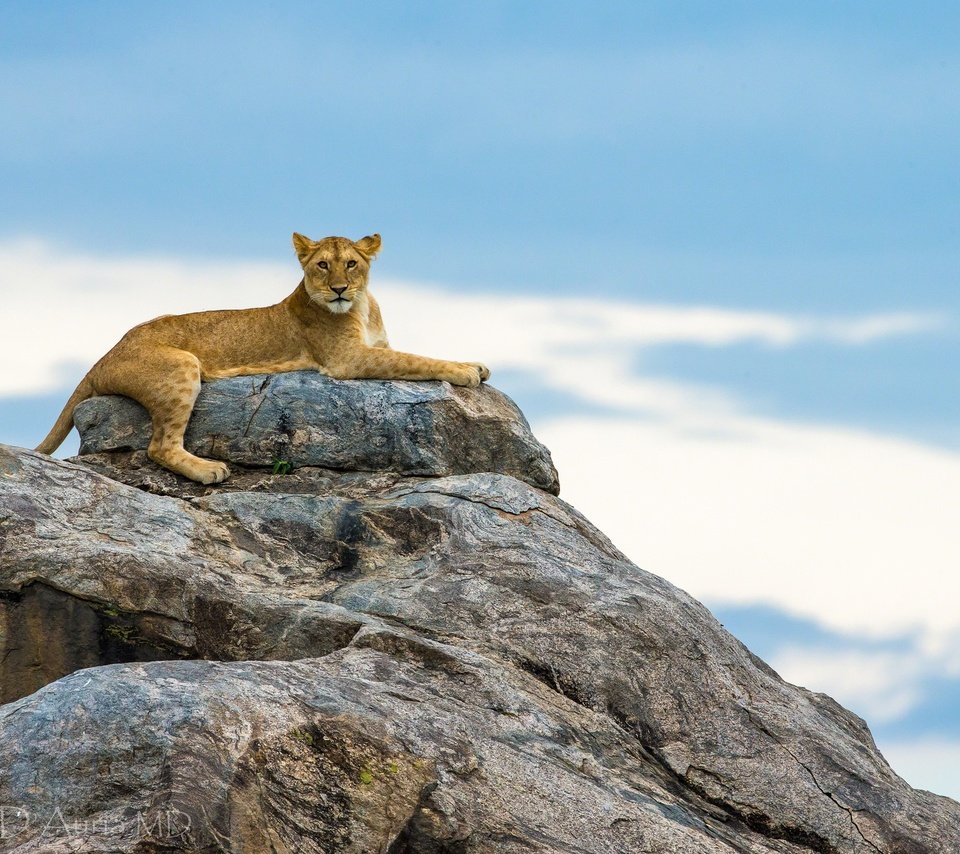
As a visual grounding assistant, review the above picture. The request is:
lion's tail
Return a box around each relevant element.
[35,376,96,455]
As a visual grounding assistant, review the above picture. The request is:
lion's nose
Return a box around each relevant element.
[331,286,347,296]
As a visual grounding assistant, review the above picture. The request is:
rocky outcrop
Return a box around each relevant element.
[0,374,957,852]
[74,372,560,493]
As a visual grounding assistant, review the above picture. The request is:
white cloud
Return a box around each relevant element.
[0,239,293,396]
[878,738,960,801]
[381,282,943,357]
[815,313,945,345]
[768,646,925,724]
[1,239,939,400]
[538,414,960,648]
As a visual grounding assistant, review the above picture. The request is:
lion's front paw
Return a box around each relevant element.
[445,363,482,387]
[465,362,491,382]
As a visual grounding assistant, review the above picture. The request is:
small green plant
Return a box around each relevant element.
[358,767,374,785]
[104,623,136,643]
[271,456,292,475]
[291,729,314,746]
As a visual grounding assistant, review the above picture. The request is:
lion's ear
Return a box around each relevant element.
[292,232,315,264]
[354,233,382,260]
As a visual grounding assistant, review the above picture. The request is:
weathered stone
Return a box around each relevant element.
[73,372,560,493]
[1,440,958,852]
[0,638,810,854]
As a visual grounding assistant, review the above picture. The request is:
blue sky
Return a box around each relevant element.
[2,2,959,797]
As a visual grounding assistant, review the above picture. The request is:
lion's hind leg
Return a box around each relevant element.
[98,347,230,484]
[144,349,230,484]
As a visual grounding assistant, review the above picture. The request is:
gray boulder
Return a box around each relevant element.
[0,380,957,851]
[73,372,560,494]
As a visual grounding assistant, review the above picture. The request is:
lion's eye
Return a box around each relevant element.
[317,261,328,270]
[346,259,357,269]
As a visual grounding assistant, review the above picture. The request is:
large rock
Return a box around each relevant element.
[1,383,958,851]
[73,372,560,494]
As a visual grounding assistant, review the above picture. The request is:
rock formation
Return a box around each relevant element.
[0,373,956,852]
[74,373,560,494]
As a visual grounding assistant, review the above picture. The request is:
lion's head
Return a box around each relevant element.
[292,232,382,315]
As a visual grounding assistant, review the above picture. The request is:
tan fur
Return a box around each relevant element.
[36,233,490,484]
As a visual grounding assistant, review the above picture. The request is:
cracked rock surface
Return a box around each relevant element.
[0,376,958,852]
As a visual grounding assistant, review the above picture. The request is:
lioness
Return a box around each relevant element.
[36,232,490,483]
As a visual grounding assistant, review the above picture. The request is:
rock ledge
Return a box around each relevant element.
[74,372,560,493]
